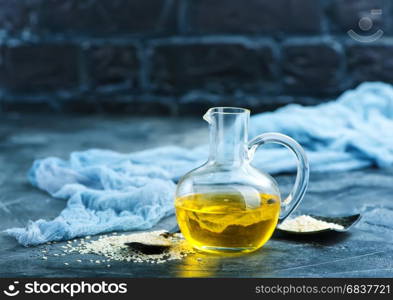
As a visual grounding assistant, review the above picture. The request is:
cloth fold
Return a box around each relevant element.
[6,82,393,246]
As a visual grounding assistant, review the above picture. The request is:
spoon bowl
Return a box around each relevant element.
[276,214,362,236]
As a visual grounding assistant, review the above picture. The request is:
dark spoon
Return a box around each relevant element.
[124,226,180,254]
[124,243,171,255]
[276,214,362,235]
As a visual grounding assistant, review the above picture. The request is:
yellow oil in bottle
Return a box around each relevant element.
[175,192,280,253]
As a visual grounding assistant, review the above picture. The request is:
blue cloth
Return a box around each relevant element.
[6,82,393,246]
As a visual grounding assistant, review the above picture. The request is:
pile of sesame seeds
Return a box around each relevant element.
[278,215,344,232]
[40,230,194,266]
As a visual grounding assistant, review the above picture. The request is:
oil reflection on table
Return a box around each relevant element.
[172,246,277,278]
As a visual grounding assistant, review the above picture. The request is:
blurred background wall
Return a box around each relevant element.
[0,0,391,115]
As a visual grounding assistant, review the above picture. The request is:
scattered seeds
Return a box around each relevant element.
[65,230,194,264]
[37,231,194,265]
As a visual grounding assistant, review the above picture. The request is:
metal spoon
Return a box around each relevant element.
[124,226,180,254]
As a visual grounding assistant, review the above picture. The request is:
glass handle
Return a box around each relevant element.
[248,132,309,221]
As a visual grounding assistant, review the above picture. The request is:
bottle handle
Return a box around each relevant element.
[248,132,309,222]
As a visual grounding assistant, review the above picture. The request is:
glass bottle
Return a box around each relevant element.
[175,107,309,254]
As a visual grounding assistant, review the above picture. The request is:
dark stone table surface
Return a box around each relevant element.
[1,112,392,278]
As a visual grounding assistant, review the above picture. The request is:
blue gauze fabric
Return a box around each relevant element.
[6,82,393,246]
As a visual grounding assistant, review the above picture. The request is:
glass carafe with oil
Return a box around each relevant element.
[175,107,309,253]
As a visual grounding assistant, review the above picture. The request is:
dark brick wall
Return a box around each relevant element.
[0,0,392,114]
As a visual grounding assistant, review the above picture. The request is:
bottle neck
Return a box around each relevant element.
[208,112,249,166]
